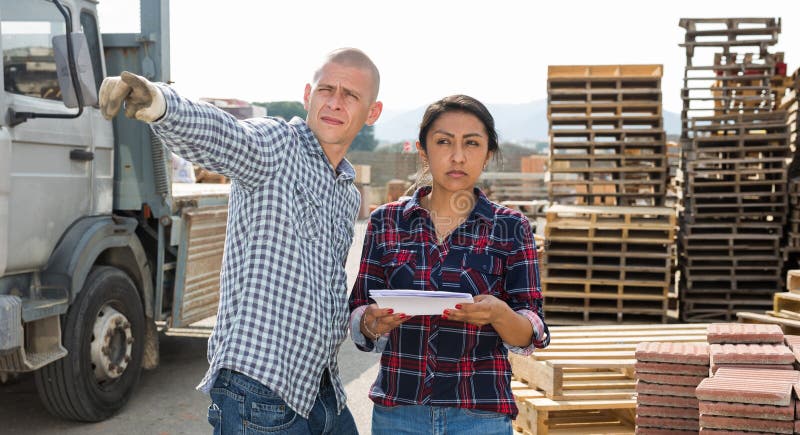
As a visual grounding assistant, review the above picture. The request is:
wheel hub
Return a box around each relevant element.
[89,305,133,382]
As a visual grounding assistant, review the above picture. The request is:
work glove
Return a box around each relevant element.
[99,71,166,122]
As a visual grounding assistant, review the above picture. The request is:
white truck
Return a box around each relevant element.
[0,0,228,421]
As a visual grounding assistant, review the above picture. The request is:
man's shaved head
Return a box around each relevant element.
[313,48,380,102]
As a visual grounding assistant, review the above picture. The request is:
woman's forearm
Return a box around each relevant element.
[491,305,534,347]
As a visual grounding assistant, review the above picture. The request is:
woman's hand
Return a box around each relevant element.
[442,295,534,347]
[441,294,507,326]
[361,304,412,340]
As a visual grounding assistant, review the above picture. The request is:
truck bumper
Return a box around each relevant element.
[0,295,66,372]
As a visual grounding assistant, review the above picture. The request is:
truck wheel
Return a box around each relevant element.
[34,266,145,421]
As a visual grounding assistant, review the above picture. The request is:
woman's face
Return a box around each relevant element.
[418,111,493,195]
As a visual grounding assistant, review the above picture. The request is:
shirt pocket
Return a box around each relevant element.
[380,249,417,289]
[461,253,504,295]
[293,184,323,241]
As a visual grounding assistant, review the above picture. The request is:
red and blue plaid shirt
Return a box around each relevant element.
[349,186,549,418]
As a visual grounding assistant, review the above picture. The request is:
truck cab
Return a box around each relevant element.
[0,0,227,421]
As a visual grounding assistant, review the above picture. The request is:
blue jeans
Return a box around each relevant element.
[207,368,358,434]
[371,403,512,435]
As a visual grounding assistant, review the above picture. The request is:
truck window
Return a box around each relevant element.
[79,11,103,92]
[1,0,68,101]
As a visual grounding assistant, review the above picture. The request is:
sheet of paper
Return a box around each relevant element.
[369,289,474,316]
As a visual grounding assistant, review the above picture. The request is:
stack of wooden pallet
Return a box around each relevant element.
[544,65,675,324]
[678,17,789,321]
[737,269,800,334]
[509,323,708,435]
[543,205,676,324]
[783,69,800,267]
[547,65,667,207]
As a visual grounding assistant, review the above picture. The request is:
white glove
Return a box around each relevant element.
[99,71,166,122]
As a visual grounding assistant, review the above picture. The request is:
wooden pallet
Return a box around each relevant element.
[509,324,707,399]
[509,323,708,433]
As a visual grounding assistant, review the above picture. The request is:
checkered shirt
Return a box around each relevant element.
[348,186,549,418]
[150,85,360,418]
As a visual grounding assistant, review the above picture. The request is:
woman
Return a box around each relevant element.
[348,95,549,434]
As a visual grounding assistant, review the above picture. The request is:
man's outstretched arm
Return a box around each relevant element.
[100,71,292,187]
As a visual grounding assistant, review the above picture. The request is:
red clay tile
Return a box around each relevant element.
[699,429,781,435]
[637,393,699,409]
[636,372,707,386]
[784,335,800,362]
[636,415,698,430]
[700,414,793,434]
[635,361,711,376]
[709,344,795,365]
[698,400,794,420]
[713,367,800,383]
[636,342,710,365]
[707,323,784,344]
[637,405,699,419]
[710,363,794,374]
[637,380,698,398]
[695,376,793,406]
[636,428,697,435]
[796,397,800,417]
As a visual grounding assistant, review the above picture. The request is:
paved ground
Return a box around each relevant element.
[0,221,380,434]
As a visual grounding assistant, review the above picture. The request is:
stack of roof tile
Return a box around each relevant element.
[693,323,800,434]
[696,367,799,434]
[707,323,793,372]
[634,342,709,434]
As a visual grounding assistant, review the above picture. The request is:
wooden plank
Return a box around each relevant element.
[788,270,800,293]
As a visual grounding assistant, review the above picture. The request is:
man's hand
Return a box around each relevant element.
[99,71,166,122]
[361,304,411,340]
[442,294,506,327]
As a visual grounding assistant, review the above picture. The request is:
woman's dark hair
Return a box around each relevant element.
[418,94,499,156]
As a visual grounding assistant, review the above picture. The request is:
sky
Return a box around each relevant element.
[97,0,797,121]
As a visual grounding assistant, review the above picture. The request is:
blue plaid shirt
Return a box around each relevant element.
[150,85,360,418]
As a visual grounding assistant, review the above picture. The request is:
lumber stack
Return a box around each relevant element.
[509,323,708,435]
[678,17,790,321]
[542,205,676,324]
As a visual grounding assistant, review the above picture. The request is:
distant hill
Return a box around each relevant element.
[375,100,682,143]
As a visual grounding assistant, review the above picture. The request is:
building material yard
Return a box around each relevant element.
[2,2,800,434]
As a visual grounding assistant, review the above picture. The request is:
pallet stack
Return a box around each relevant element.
[783,69,800,267]
[547,65,667,207]
[678,17,790,321]
[508,323,708,435]
[543,205,675,324]
[544,65,675,324]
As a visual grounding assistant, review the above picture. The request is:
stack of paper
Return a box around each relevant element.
[369,290,474,316]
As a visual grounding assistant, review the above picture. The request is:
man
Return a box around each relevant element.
[99,48,382,434]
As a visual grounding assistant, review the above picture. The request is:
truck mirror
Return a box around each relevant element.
[52,33,98,108]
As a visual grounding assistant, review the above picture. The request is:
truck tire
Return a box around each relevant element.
[34,266,145,421]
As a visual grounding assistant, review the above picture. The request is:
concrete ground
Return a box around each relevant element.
[0,221,380,434]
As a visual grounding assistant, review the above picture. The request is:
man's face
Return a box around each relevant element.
[304,62,382,150]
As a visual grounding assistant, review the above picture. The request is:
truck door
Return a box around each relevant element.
[0,0,111,273]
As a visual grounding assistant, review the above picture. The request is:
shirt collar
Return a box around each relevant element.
[289,116,354,181]
[402,186,494,223]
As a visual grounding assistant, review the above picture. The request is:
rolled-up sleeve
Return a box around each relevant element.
[503,217,550,353]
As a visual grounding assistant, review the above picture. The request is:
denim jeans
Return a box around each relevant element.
[371,403,512,435]
[207,368,358,434]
